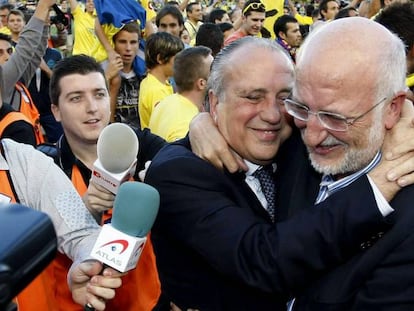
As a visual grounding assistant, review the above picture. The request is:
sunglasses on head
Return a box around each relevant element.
[242,2,266,15]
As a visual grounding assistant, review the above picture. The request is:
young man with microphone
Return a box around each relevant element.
[44,54,166,311]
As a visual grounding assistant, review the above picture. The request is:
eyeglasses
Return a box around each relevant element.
[283,97,388,132]
[0,47,13,56]
[242,2,266,15]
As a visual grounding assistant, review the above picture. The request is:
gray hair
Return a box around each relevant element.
[207,37,295,103]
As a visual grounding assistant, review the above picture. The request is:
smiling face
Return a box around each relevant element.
[293,17,406,177]
[209,43,294,165]
[51,72,111,145]
[243,11,265,36]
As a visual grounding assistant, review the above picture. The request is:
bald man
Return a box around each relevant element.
[282,17,414,310]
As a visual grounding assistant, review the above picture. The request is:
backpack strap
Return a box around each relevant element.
[36,135,72,178]
[0,140,20,203]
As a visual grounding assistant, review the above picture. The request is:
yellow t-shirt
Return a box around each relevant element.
[407,73,414,89]
[72,5,107,62]
[0,26,11,35]
[149,93,199,142]
[139,73,174,129]
[184,20,203,46]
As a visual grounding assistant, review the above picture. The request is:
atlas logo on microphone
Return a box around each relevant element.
[99,239,129,254]
[94,239,129,268]
[91,223,148,272]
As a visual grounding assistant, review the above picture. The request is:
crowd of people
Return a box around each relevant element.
[0,0,414,310]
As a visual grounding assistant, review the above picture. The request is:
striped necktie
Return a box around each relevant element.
[253,165,276,222]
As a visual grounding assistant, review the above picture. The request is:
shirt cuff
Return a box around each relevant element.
[367,175,394,216]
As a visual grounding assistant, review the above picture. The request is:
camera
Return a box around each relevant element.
[50,4,69,26]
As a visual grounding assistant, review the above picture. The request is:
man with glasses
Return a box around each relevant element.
[224,0,265,46]
[281,17,414,310]
[0,3,12,35]
[145,34,414,310]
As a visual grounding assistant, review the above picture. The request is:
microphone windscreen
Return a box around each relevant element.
[97,123,139,173]
[111,182,160,237]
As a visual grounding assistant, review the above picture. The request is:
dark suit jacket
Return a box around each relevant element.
[275,129,414,311]
[145,135,391,311]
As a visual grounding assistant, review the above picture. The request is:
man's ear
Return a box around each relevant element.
[196,78,207,91]
[278,31,287,41]
[51,104,61,122]
[384,91,406,130]
[156,53,163,65]
[208,90,219,124]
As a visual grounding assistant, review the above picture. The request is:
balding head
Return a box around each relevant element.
[287,17,408,177]
[296,17,406,101]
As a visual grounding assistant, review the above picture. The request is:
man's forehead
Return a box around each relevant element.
[60,73,107,89]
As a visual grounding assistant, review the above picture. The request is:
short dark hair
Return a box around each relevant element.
[375,1,414,54]
[273,15,298,39]
[186,2,200,14]
[156,5,184,27]
[218,22,233,33]
[144,32,184,70]
[0,4,14,12]
[174,46,212,92]
[0,33,11,43]
[196,22,223,57]
[7,9,24,21]
[242,0,266,17]
[49,55,107,105]
[113,22,140,43]
[208,9,228,23]
[319,0,337,19]
[334,6,357,19]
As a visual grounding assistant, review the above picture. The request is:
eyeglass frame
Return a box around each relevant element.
[242,2,266,15]
[283,96,388,132]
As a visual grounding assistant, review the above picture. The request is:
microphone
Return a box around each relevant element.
[91,123,139,194]
[0,204,57,310]
[90,181,159,272]
[85,181,159,311]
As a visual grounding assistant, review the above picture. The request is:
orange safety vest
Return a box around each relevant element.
[0,110,43,145]
[48,164,161,311]
[14,81,45,144]
[0,143,56,311]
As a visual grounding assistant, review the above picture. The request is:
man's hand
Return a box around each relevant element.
[105,55,123,81]
[34,0,57,21]
[70,260,123,311]
[369,99,414,201]
[382,99,414,187]
[189,112,248,173]
[83,181,115,222]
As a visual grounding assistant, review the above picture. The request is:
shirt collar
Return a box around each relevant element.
[245,160,277,177]
[320,151,381,193]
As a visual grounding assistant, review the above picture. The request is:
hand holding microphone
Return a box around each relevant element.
[83,181,160,310]
[91,123,139,195]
